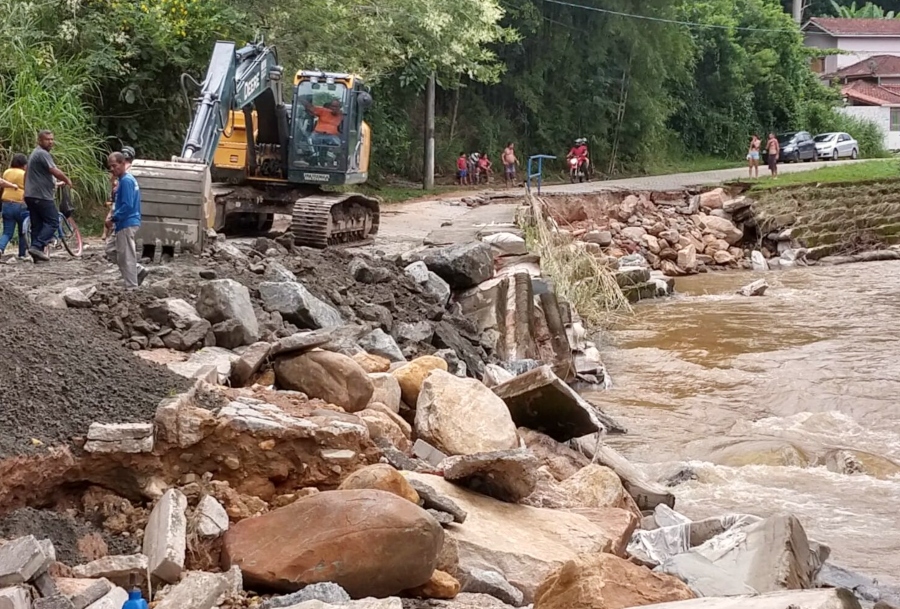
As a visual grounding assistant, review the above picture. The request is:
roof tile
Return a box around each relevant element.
[807,17,900,36]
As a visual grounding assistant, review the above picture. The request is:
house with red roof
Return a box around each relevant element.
[804,18,900,149]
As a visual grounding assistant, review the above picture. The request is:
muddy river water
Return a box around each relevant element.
[586,260,900,585]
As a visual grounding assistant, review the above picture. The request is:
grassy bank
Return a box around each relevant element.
[747,159,900,191]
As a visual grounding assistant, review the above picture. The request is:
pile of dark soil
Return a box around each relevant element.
[0,507,138,565]
[0,283,189,456]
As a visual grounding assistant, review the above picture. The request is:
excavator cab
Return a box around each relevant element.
[289,71,372,186]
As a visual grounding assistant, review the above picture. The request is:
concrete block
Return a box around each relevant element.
[83,587,127,609]
[412,439,447,467]
[0,536,53,587]
[195,495,229,538]
[71,555,148,589]
[84,424,154,454]
[55,578,112,609]
[154,571,228,609]
[31,573,58,598]
[0,586,32,609]
[142,489,187,583]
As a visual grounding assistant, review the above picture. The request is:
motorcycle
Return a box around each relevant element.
[568,156,589,183]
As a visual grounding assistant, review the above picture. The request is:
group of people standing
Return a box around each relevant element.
[0,130,145,288]
[456,142,519,188]
[748,133,781,179]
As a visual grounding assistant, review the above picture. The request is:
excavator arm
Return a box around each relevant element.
[178,39,289,172]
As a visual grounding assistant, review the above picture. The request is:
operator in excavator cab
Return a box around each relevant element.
[301,97,344,147]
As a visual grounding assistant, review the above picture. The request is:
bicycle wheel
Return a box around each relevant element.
[21,216,31,250]
[59,214,83,257]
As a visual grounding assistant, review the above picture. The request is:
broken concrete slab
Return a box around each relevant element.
[270,330,334,357]
[196,495,229,538]
[816,562,900,607]
[0,536,53,587]
[71,556,147,589]
[83,423,154,454]
[55,578,112,609]
[636,589,862,609]
[656,553,758,597]
[492,365,624,441]
[0,586,31,609]
[693,514,817,593]
[169,347,239,385]
[32,572,58,598]
[83,587,127,609]
[737,279,768,297]
[405,478,467,524]
[154,571,229,609]
[442,450,539,503]
[232,341,272,386]
[143,489,188,584]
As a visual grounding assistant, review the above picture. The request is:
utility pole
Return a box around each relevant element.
[793,0,803,23]
[423,73,435,190]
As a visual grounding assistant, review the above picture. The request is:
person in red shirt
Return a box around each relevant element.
[456,152,469,185]
[567,138,589,169]
[476,153,492,184]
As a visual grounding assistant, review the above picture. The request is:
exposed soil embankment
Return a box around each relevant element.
[0,283,188,456]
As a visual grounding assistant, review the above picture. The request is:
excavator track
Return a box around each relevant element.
[291,193,380,248]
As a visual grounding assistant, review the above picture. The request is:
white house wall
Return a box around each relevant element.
[838,105,900,149]
[836,37,900,69]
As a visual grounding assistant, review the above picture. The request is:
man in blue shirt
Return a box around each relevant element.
[107,151,146,288]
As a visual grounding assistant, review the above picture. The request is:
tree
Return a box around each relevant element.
[830,0,895,17]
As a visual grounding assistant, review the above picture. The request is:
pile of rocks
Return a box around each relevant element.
[2,342,892,609]
[544,188,758,278]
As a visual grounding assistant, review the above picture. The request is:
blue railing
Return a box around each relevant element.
[526,154,556,195]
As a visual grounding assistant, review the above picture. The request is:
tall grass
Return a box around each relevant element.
[520,194,631,329]
[0,1,108,210]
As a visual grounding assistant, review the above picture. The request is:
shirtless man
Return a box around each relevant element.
[766,133,780,178]
[502,142,517,188]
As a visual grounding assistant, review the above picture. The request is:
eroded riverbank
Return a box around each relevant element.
[588,261,900,584]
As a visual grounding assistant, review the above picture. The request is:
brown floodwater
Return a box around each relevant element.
[585,261,900,585]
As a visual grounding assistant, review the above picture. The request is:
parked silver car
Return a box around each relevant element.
[813,132,859,160]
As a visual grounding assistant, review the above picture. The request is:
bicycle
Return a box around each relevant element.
[20,186,83,258]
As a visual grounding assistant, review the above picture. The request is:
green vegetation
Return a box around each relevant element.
[748,159,900,190]
[2,0,898,217]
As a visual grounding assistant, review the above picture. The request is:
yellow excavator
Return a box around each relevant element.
[131,39,379,253]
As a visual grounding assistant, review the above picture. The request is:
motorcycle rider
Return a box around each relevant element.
[567,138,589,175]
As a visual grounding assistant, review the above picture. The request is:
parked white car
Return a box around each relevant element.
[813,132,859,160]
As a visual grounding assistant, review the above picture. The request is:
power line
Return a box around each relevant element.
[541,0,797,33]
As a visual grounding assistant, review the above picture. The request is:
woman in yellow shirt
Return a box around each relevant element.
[0,154,28,258]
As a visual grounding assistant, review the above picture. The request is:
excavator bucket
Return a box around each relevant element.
[130,160,213,256]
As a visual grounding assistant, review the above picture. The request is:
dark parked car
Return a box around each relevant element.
[765,131,818,163]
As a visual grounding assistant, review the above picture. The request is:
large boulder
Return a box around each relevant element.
[195,279,260,346]
[405,261,452,306]
[405,473,638,604]
[222,489,444,598]
[556,464,633,512]
[393,356,448,406]
[533,553,695,609]
[416,370,519,456]
[442,450,538,503]
[274,350,374,412]
[339,464,419,504]
[417,242,495,290]
[701,216,743,246]
[259,281,343,329]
